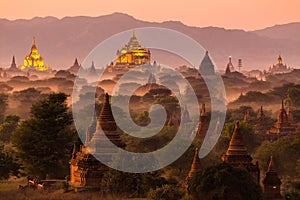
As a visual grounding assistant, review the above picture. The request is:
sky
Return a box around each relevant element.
[1,0,300,30]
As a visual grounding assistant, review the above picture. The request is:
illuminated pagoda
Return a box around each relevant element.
[263,156,282,199]
[70,93,125,188]
[268,54,291,74]
[222,121,260,183]
[21,37,48,71]
[107,30,151,72]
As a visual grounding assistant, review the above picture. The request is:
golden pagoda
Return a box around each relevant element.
[115,30,150,65]
[107,30,151,73]
[20,37,48,71]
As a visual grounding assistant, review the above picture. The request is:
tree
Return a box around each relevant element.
[188,163,263,200]
[0,145,21,179]
[100,169,166,198]
[287,87,300,108]
[148,184,184,200]
[254,136,300,176]
[0,115,20,143]
[0,93,8,123]
[12,93,76,178]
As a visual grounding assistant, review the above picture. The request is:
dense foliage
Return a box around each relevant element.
[12,93,76,178]
[188,163,263,200]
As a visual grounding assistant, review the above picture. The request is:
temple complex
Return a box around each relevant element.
[222,121,260,183]
[267,100,296,139]
[263,156,282,199]
[194,103,209,138]
[268,54,291,74]
[70,93,125,188]
[20,37,48,71]
[107,31,151,73]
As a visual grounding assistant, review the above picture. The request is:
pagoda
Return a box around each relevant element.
[8,56,19,71]
[267,100,295,139]
[225,56,234,75]
[107,30,151,73]
[263,156,282,199]
[199,51,215,76]
[254,106,266,132]
[268,54,291,74]
[186,148,202,185]
[222,121,260,183]
[68,58,81,74]
[70,93,125,188]
[21,37,48,71]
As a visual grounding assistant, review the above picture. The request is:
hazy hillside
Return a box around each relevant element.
[0,13,300,70]
[253,22,300,42]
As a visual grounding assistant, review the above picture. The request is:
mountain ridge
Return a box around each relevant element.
[0,12,299,70]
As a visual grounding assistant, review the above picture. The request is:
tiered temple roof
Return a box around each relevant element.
[222,121,260,183]
[186,148,202,184]
[70,93,124,188]
[20,37,48,71]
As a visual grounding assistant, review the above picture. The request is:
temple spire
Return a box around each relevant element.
[263,156,282,199]
[225,121,249,156]
[32,37,36,46]
[186,148,202,183]
[12,56,15,65]
[200,103,207,117]
[267,156,276,172]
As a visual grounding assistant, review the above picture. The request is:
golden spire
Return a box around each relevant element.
[32,37,36,46]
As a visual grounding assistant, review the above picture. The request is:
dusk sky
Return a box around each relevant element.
[1,0,300,30]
